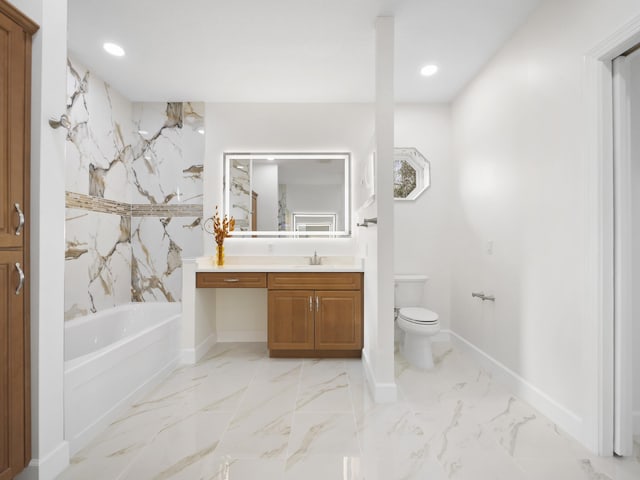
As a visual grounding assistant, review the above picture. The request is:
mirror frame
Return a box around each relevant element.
[223,152,352,237]
[393,147,431,201]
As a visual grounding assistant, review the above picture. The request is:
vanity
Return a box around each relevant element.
[179,152,363,361]
[182,256,364,359]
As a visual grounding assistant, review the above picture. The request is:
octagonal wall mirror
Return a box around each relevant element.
[394,147,431,200]
[223,152,351,237]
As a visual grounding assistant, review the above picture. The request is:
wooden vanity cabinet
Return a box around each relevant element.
[267,273,363,358]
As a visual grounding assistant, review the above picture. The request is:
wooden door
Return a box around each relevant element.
[268,290,314,350]
[314,290,362,350]
[0,251,25,480]
[0,10,27,249]
[251,191,257,231]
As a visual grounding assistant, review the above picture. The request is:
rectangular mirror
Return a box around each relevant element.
[223,152,351,237]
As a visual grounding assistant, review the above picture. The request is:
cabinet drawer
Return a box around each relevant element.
[268,272,362,290]
[196,272,267,288]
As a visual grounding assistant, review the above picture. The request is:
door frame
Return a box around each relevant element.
[586,14,640,456]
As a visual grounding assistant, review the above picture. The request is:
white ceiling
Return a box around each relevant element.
[67,0,541,103]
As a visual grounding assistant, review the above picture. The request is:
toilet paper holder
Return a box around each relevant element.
[357,217,378,227]
[472,292,495,302]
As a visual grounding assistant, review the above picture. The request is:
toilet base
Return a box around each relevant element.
[401,332,435,369]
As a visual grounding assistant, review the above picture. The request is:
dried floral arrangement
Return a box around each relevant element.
[213,206,235,245]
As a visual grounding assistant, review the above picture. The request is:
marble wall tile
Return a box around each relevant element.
[131,102,204,205]
[229,159,251,231]
[64,58,204,319]
[66,57,135,202]
[65,208,131,320]
[131,216,203,302]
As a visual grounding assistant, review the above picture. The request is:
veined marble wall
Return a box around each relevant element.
[64,57,204,320]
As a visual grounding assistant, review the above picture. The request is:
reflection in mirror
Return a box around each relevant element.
[224,153,351,237]
[394,147,431,200]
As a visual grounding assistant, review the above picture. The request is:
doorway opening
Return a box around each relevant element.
[612,45,640,457]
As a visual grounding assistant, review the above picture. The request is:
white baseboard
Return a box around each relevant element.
[634,411,640,436]
[68,356,179,456]
[181,333,216,364]
[16,440,69,480]
[448,330,584,446]
[216,330,267,343]
[362,349,397,403]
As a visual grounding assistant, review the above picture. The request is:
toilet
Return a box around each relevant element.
[394,274,440,369]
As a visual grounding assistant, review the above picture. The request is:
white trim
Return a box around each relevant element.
[362,349,397,403]
[612,54,635,456]
[16,440,69,480]
[449,331,584,445]
[180,333,216,365]
[585,11,640,456]
[216,330,266,343]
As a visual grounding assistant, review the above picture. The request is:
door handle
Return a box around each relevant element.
[15,263,24,295]
[14,203,24,236]
[316,296,319,312]
[223,278,240,283]
[309,296,313,312]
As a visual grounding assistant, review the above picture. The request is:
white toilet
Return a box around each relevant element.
[395,274,440,369]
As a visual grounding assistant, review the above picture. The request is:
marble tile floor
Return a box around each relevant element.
[57,342,640,480]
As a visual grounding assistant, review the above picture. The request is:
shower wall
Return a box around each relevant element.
[64,57,203,320]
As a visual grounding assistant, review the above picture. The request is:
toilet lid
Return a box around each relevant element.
[399,307,439,324]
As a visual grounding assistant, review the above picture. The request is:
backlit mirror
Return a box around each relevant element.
[223,152,351,237]
[394,147,431,200]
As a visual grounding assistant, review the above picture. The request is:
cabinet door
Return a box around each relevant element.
[268,290,314,350]
[315,290,362,350]
[0,250,26,480]
[0,13,27,249]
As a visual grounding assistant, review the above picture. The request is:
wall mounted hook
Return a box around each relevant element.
[49,113,71,130]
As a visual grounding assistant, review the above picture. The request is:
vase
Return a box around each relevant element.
[215,244,225,266]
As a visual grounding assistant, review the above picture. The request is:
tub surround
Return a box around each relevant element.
[181,256,364,363]
[64,57,204,320]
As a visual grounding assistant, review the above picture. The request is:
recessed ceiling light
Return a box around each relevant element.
[197,128,205,135]
[103,42,125,57]
[420,64,439,77]
[138,130,148,135]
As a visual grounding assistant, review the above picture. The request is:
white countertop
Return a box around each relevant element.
[193,255,364,273]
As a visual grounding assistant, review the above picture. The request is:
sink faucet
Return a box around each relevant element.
[309,251,321,265]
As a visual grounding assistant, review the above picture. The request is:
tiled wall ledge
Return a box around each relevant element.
[66,191,204,217]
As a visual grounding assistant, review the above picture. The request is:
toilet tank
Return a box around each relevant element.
[394,274,428,308]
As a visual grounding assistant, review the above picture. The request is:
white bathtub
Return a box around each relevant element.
[64,302,181,455]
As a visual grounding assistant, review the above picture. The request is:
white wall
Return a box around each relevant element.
[449,0,640,450]
[252,163,278,231]
[394,104,452,330]
[631,48,640,436]
[11,0,70,478]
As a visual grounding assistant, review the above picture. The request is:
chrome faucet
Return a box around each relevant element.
[309,251,322,265]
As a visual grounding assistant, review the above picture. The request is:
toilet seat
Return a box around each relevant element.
[398,307,439,325]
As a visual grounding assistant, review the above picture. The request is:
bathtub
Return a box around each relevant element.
[64,302,181,455]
